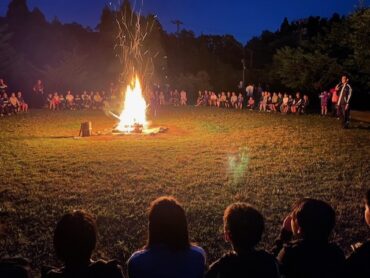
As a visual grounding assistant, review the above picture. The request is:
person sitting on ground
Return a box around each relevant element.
[230,92,238,108]
[291,92,303,114]
[266,92,273,112]
[75,94,82,110]
[0,94,5,116]
[44,210,124,278]
[196,91,204,107]
[180,90,187,106]
[59,94,66,110]
[237,93,244,109]
[9,93,20,114]
[46,94,54,110]
[52,93,60,111]
[270,92,278,112]
[17,92,28,112]
[1,92,11,116]
[301,95,309,114]
[127,196,206,278]
[247,97,255,110]
[206,203,279,278]
[203,91,209,106]
[219,92,226,108]
[93,92,103,110]
[210,92,218,107]
[81,91,89,109]
[287,95,294,113]
[173,90,180,107]
[346,189,370,277]
[272,198,345,278]
[225,92,231,108]
[65,91,75,110]
[259,92,267,112]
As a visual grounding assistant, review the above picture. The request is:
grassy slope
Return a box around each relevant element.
[0,107,369,272]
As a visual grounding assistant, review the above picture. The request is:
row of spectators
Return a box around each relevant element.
[1,191,370,278]
[45,91,117,111]
[0,79,29,116]
[195,91,310,114]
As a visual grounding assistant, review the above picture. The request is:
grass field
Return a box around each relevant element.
[0,107,370,273]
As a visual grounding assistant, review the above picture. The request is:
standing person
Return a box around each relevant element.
[127,196,206,278]
[206,203,279,278]
[33,79,45,108]
[336,75,353,129]
[319,91,329,116]
[246,84,254,98]
[330,88,339,117]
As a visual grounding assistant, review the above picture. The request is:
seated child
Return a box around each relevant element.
[2,93,11,115]
[281,94,289,113]
[44,210,124,278]
[65,91,75,110]
[9,93,20,114]
[346,189,370,277]
[46,94,53,110]
[219,92,227,108]
[237,93,244,109]
[93,92,103,109]
[247,97,255,110]
[59,94,66,110]
[75,94,82,110]
[206,203,279,278]
[52,93,60,111]
[17,92,28,112]
[272,198,345,278]
[230,92,238,108]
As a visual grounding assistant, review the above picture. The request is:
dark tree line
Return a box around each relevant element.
[0,0,369,109]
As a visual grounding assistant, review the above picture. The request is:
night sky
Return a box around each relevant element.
[0,0,360,43]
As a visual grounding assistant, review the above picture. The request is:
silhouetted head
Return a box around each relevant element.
[291,199,335,241]
[365,189,370,227]
[54,210,97,266]
[223,203,264,252]
[146,196,190,251]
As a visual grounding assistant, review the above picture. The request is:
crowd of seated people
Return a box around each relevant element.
[45,90,117,111]
[195,90,310,115]
[155,89,188,107]
[0,79,29,117]
[1,189,370,278]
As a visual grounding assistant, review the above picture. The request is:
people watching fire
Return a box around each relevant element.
[127,196,207,278]
[2,191,370,277]
[346,189,370,277]
[1,91,28,116]
[206,203,279,278]
[272,198,345,278]
[44,210,124,278]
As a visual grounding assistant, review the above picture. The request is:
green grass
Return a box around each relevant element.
[0,107,369,273]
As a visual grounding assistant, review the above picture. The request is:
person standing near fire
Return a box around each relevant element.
[336,75,353,129]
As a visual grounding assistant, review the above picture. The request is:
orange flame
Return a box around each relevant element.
[116,77,148,132]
